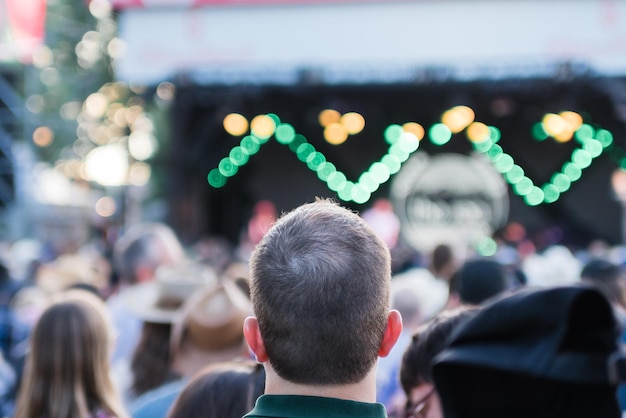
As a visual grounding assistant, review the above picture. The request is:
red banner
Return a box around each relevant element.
[1,0,46,63]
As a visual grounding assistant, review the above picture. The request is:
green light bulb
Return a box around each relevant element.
[429,123,452,145]
[524,187,544,206]
[542,184,560,203]
[218,157,238,177]
[384,125,403,145]
[207,169,226,188]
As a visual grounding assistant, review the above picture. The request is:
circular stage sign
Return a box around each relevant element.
[391,152,509,254]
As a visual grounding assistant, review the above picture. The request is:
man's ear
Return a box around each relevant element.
[378,309,403,357]
[244,316,268,362]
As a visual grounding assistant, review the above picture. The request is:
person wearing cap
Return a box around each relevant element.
[243,199,403,418]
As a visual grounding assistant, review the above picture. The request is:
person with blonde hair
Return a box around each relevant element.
[15,289,128,418]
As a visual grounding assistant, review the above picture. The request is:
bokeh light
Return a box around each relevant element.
[229,146,249,166]
[384,125,403,144]
[514,177,533,195]
[551,173,571,192]
[318,109,341,127]
[306,152,325,171]
[128,162,151,186]
[218,157,238,177]
[208,169,226,188]
[532,122,548,141]
[524,187,545,206]
[250,115,276,139]
[128,132,156,161]
[32,126,54,147]
[340,112,365,135]
[296,143,315,162]
[596,129,614,148]
[475,237,497,256]
[560,111,583,131]
[429,123,452,145]
[84,93,108,119]
[84,144,128,186]
[466,122,490,143]
[156,82,175,101]
[441,105,474,133]
[275,124,296,144]
[223,113,249,137]
[317,162,336,181]
[542,113,567,137]
[542,184,560,203]
[505,165,524,184]
[402,122,425,141]
[324,123,348,145]
[95,196,116,218]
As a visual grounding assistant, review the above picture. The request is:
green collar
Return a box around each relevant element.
[245,394,388,418]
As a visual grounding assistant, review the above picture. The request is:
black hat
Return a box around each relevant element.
[432,285,623,418]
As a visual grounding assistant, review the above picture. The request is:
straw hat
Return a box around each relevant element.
[120,261,218,324]
[36,253,110,294]
[170,277,253,377]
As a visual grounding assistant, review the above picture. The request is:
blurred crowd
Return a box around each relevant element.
[0,197,624,417]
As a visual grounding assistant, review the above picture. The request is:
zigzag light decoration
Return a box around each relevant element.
[208,112,614,206]
[208,114,419,204]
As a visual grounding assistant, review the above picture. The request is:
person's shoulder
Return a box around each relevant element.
[131,379,187,418]
[91,411,117,418]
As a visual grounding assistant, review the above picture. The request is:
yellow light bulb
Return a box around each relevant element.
[318,109,341,127]
[560,111,583,132]
[250,115,276,138]
[324,123,348,145]
[223,113,249,136]
[542,113,566,137]
[466,122,490,143]
[340,112,365,135]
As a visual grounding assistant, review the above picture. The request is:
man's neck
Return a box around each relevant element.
[262,363,378,403]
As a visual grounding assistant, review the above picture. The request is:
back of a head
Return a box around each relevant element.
[581,258,625,307]
[430,244,456,280]
[16,290,126,418]
[456,258,510,305]
[399,307,477,396]
[113,223,185,285]
[249,199,392,385]
[168,361,265,418]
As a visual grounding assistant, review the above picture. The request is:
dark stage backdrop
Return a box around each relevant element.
[163,77,626,249]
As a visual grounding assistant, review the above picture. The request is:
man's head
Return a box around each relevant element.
[452,258,512,306]
[244,199,399,385]
[580,258,625,308]
[113,223,185,286]
[399,307,477,418]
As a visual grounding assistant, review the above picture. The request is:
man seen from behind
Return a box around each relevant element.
[243,199,403,418]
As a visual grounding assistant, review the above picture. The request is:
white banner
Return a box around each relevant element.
[114,0,626,85]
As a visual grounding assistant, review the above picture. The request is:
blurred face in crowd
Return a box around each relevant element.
[406,383,442,418]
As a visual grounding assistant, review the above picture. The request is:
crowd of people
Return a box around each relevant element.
[0,197,624,417]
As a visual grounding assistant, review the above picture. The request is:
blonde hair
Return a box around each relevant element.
[15,290,128,418]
